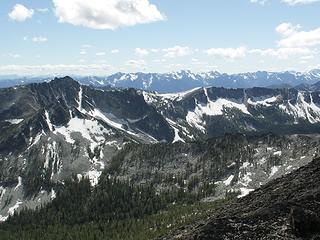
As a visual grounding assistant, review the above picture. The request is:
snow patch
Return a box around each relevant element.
[4,119,23,124]
[273,151,282,156]
[269,166,279,178]
[0,215,8,222]
[86,170,101,186]
[0,187,6,202]
[238,188,254,198]
[240,172,252,187]
[14,176,22,191]
[223,175,234,186]
[51,189,56,200]
[77,86,83,112]
[186,92,250,131]
[8,200,23,216]
[240,162,251,169]
[166,118,185,143]
[248,96,279,107]
[54,117,112,145]
[44,110,53,131]
[159,87,201,101]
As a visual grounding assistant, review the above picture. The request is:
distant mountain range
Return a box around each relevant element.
[1,69,320,93]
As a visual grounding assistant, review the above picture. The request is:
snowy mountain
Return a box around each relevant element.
[1,69,320,93]
[2,77,320,220]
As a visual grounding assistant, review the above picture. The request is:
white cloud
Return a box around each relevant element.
[53,0,166,30]
[111,49,119,54]
[276,23,320,47]
[80,50,87,55]
[150,48,159,53]
[0,64,114,76]
[8,4,34,22]
[96,52,106,56]
[300,55,314,60]
[167,63,183,70]
[8,53,21,59]
[206,47,247,59]
[163,46,192,58]
[276,22,301,36]
[153,59,166,63]
[37,8,49,13]
[281,0,320,5]
[82,44,94,48]
[249,47,311,59]
[126,59,146,68]
[250,0,320,5]
[32,36,48,43]
[307,64,320,71]
[250,0,268,5]
[135,48,149,57]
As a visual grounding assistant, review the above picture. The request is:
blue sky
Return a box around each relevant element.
[0,0,319,75]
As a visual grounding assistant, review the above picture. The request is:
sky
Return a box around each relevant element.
[0,0,319,76]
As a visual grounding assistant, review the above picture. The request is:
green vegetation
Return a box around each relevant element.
[0,200,226,240]
[0,174,228,240]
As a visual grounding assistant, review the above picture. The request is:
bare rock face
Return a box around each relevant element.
[163,158,320,240]
[289,207,320,238]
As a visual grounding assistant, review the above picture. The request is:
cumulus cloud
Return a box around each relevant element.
[8,4,34,22]
[276,22,301,36]
[32,36,48,43]
[0,64,114,76]
[163,46,192,58]
[276,23,320,47]
[206,47,247,59]
[52,0,166,30]
[135,48,149,57]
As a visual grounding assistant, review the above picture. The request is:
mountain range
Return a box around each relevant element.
[1,77,320,222]
[1,69,320,93]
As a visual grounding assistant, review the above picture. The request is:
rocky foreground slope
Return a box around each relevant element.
[163,158,320,240]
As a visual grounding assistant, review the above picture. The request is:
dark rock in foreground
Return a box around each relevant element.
[164,158,320,240]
